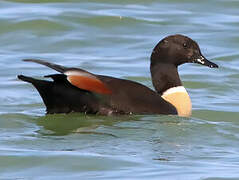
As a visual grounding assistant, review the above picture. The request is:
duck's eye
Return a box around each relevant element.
[183,43,187,48]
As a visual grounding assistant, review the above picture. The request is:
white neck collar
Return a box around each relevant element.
[162,86,187,96]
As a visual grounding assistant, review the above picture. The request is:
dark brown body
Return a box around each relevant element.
[18,74,177,115]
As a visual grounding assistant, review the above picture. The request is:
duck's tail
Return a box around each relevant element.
[18,75,38,83]
[17,74,98,114]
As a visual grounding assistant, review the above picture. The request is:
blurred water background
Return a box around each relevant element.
[0,0,239,179]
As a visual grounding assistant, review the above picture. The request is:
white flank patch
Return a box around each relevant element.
[64,70,94,78]
[162,86,187,96]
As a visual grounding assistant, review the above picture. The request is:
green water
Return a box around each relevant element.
[0,0,239,179]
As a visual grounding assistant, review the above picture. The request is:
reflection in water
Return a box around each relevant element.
[36,113,143,136]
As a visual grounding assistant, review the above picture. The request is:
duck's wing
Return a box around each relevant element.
[23,59,66,73]
[22,59,112,95]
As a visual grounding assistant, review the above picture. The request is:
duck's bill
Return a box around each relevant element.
[192,55,218,68]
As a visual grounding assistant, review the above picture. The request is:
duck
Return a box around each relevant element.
[18,34,218,117]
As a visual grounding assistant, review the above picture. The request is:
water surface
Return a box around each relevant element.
[0,0,239,179]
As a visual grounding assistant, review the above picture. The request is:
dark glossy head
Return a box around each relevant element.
[150,34,218,68]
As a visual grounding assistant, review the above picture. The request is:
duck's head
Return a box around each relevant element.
[151,34,218,68]
[150,34,218,117]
